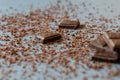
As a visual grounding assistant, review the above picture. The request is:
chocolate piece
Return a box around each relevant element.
[90,35,118,61]
[59,20,80,29]
[111,39,120,54]
[95,35,106,46]
[103,32,120,51]
[112,39,120,47]
[105,32,120,39]
[37,32,61,44]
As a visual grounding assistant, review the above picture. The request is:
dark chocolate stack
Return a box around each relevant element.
[90,32,120,61]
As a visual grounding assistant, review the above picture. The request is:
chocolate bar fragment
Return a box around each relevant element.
[104,32,120,39]
[37,32,61,44]
[103,32,120,52]
[59,20,80,29]
[90,35,118,61]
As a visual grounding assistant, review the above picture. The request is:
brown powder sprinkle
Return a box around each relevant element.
[0,0,120,80]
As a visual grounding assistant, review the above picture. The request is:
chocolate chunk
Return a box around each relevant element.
[37,32,61,44]
[90,35,118,61]
[103,32,120,51]
[105,32,120,39]
[59,20,80,29]
[112,39,120,47]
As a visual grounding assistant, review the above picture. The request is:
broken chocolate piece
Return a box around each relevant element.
[103,32,120,51]
[59,20,80,29]
[95,34,107,46]
[112,39,120,47]
[37,32,61,44]
[90,35,118,61]
[105,32,120,39]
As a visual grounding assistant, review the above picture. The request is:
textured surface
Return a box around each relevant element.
[0,0,120,80]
